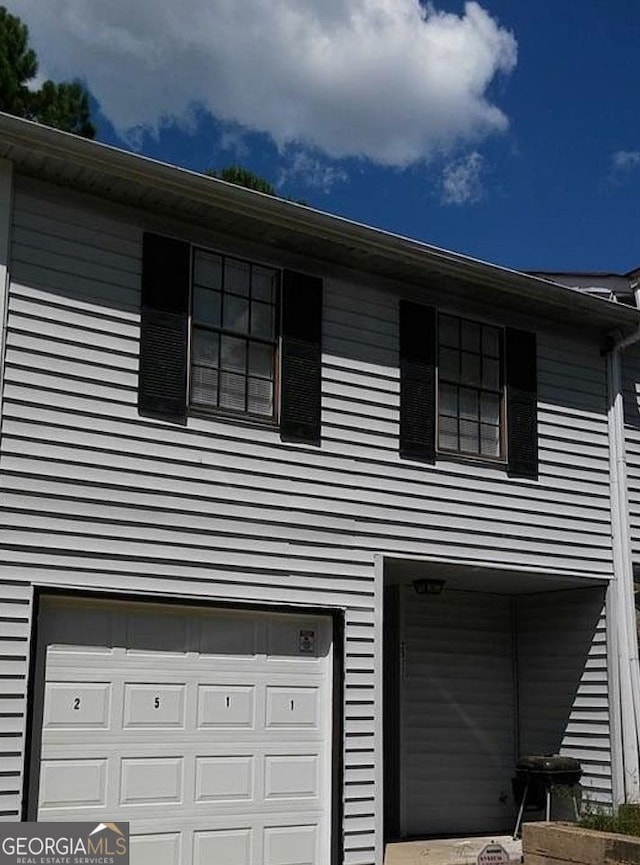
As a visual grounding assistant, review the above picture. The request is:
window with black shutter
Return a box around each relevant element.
[505,327,538,479]
[138,234,190,423]
[399,301,538,478]
[138,233,323,444]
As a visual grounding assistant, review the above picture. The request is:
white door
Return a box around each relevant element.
[400,587,516,836]
[30,597,334,865]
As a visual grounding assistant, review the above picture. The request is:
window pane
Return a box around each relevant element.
[249,342,274,379]
[251,301,275,338]
[459,387,478,421]
[220,335,246,373]
[483,358,500,390]
[437,313,503,459]
[461,320,480,352]
[248,377,274,416]
[193,286,221,326]
[438,415,458,451]
[439,347,459,382]
[192,329,219,367]
[480,423,500,457]
[225,259,250,296]
[223,295,249,332]
[460,352,481,386]
[481,393,500,425]
[482,326,500,358]
[219,372,246,411]
[439,382,457,417]
[439,315,459,348]
[459,419,480,454]
[191,365,218,407]
[194,251,222,289]
[253,266,276,302]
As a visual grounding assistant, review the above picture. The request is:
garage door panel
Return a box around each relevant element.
[264,755,319,800]
[266,687,320,728]
[130,833,182,865]
[120,757,184,805]
[194,755,255,802]
[193,827,253,865]
[264,824,318,865]
[43,654,325,676]
[125,611,189,656]
[197,684,256,728]
[42,607,115,653]
[39,758,107,809]
[198,614,259,657]
[123,683,187,728]
[43,682,111,729]
[33,599,333,865]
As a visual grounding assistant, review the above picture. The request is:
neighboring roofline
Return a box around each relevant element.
[528,270,633,279]
[0,111,638,330]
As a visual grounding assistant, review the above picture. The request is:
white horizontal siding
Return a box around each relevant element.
[0,580,32,820]
[0,176,617,861]
[517,588,611,806]
[623,344,640,561]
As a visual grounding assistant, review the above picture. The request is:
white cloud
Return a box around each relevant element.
[441,151,484,205]
[611,150,640,173]
[12,0,517,167]
[279,150,348,193]
[218,126,251,162]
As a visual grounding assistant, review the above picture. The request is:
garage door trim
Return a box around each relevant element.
[23,588,345,865]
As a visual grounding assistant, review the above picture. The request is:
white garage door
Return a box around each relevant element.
[30,597,334,865]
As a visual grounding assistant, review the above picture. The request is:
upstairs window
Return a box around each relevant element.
[398,300,536,478]
[139,232,323,444]
[190,249,279,420]
[437,314,504,459]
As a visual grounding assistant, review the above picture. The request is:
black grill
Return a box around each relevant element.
[512,755,582,838]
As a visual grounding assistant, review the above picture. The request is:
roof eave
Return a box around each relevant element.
[0,112,637,332]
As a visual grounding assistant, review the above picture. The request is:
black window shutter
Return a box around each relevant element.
[399,301,436,462]
[138,233,190,423]
[280,270,323,444]
[506,328,538,479]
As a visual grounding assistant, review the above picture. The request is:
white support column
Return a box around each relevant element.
[0,158,14,432]
[374,553,384,865]
[607,343,640,805]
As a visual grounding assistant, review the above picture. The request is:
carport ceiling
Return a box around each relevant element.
[384,558,609,595]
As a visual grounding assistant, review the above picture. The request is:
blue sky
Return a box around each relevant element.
[14,0,640,272]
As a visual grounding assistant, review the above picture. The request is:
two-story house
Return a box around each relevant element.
[0,112,639,865]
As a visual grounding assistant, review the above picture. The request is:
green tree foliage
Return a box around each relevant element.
[33,80,94,138]
[0,6,95,138]
[215,165,277,195]
[207,164,308,205]
[0,4,35,117]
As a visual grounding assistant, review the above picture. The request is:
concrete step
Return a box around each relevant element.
[384,835,523,865]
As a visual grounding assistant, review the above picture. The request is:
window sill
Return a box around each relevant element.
[189,404,280,432]
[436,449,508,471]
